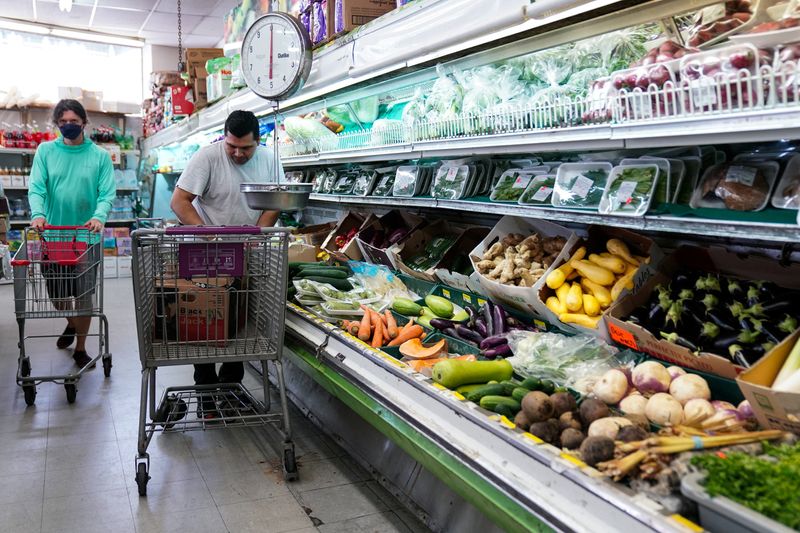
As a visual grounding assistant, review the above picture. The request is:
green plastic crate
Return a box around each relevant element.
[423,332,480,356]
[395,273,437,299]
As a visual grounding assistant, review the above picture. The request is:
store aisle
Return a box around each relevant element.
[0,279,429,533]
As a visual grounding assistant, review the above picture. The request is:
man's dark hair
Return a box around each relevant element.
[225,110,260,141]
[52,99,88,125]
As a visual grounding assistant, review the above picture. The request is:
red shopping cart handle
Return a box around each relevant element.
[166,225,262,235]
[10,260,30,267]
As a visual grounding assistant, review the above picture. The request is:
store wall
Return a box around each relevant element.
[142,44,180,96]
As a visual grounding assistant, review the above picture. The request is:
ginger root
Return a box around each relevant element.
[543,236,566,255]
[499,248,517,284]
[516,268,537,288]
[483,242,506,261]
[487,261,504,279]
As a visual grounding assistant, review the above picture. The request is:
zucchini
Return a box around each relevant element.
[431,359,514,389]
[295,269,349,279]
[479,395,521,412]
[456,383,487,395]
[465,383,507,403]
[521,377,542,391]
[511,387,531,403]
[301,276,353,291]
[289,261,324,270]
[493,403,517,418]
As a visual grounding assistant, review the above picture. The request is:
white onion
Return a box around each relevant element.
[669,374,711,405]
[632,361,671,395]
[587,417,633,439]
[645,393,684,426]
[619,394,648,416]
[593,369,629,405]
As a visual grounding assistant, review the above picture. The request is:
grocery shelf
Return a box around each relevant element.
[3,186,138,192]
[0,147,35,155]
[283,304,694,533]
[308,194,800,243]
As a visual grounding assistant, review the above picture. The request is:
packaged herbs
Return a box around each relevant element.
[490,170,543,202]
[552,162,612,209]
[352,170,378,196]
[599,164,659,216]
[394,166,423,197]
[432,165,471,199]
[332,172,357,194]
[371,168,397,197]
[519,175,557,205]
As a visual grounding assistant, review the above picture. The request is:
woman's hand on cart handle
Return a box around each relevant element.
[31,217,46,232]
[84,218,104,233]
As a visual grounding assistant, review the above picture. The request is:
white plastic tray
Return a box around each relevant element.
[599,164,660,217]
[551,162,613,210]
[690,161,780,212]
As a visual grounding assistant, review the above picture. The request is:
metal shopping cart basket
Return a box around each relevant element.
[131,225,297,496]
[10,226,112,405]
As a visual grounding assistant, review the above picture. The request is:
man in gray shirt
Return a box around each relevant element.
[171,110,282,419]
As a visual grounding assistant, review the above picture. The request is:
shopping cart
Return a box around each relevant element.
[10,226,112,405]
[131,225,297,496]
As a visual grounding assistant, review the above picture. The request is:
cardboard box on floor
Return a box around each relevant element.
[737,328,800,433]
[607,245,800,379]
[393,220,465,283]
[321,212,375,263]
[356,210,425,269]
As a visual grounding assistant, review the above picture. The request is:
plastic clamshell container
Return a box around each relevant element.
[552,162,613,209]
[332,173,357,195]
[690,160,780,211]
[629,157,671,202]
[371,168,397,197]
[681,473,795,533]
[432,165,471,199]
[771,153,800,209]
[490,170,543,203]
[295,294,325,307]
[393,166,423,197]
[292,279,329,297]
[518,174,557,205]
[599,164,660,217]
[285,171,307,183]
[674,155,702,204]
[352,170,378,196]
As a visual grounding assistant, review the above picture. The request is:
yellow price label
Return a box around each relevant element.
[463,294,472,303]
[534,319,546,329]
[499,416,516,429]
[442,289,451,298]
[431,382,447,391]
[559,452,587,469]
[669,515,703,532]
[522,432,543,444]
[477,298,487,306]
[452,392,465,401]
[381,354,406,369]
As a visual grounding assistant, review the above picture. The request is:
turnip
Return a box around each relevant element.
[738,400,755,420]
[587,417,632,440]
[645,393,684,426]
[669,374,711,405]
[666,366,686,380]
[683,398,715,424]
[632,361,671,396]
[593,369,629,405]
[619,394,648,416]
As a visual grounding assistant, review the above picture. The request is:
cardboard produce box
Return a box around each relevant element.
[737,328,800,433]
[356,209,424,269]
[81,90,103,112]
[117,256,132,278]
[154,277,235,344]
[294,222,336,247]
[469,216,577,320]
[184,48,223,68]
[393,220,464,283]
[288,241,319,263]
[607,246,800,379]
[434,226,491,291]
[333,0,395,35]
[103,257,118,279]
[539,226,663,338]
[321,212,374,263]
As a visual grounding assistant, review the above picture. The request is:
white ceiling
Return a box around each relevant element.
[1,0,241,46]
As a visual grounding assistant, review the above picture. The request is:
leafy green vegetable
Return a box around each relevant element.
[604,166,657,214]
[692,442,800,530]
[432,166,470,199]
[491,171,538,202]
[519,176,556,205]
[554,169,608,207]
[372,172,395,197]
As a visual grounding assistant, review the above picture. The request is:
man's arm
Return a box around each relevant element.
[256,210,279,227]
[170,187,205,225]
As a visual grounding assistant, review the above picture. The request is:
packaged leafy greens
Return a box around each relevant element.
[552,162,612,209]
[332,172,357,194]
[431,165,470,199]
[371,167,397,197]
[490,170,543,203]
[393,166,423,197]
[352,170,378,196]
[599,164,659,216]
[519,175,557,205]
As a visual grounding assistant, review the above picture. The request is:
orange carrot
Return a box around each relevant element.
[399,317,415,335]
[385,310,398,339]
[358,308,371,341]
[370,310,383,348]
[387,325,424,347]
[342,320,351,333]
[380,312,388,327]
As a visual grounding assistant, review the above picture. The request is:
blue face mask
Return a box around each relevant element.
[59,123,83,140]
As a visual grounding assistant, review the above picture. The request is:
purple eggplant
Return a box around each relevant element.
[430,318,463,331]
[493,304,507,334]
[479,335,508,350]
[387,228,408,245]
[465,306,477,327]
[475,320,488,338]
[456,325,484,344]
[482,343,512,359]
[483,301,495,336]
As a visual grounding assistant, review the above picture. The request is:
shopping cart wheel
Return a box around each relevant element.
[102,357,112,377]
[20,358,31,378]
[283,446,298,481]
[136,463,149,496]
[22,384,36,406]
[64,384,77,404]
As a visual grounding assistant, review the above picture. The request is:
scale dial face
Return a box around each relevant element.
[241,13,312,101]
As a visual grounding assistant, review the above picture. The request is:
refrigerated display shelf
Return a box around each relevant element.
[283,303,699,533]
[307,193,800,243]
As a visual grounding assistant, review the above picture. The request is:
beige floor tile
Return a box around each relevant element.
[0,471,44,505]
[0,500,43,533]
[298,482,389,525]
[41,487,134,533]
[317,511,413,533]
[218,494,314,533]
[44,459,127,499]
[134,506,228,533]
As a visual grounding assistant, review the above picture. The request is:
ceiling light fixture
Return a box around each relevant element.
[0,18,50,35]
[58,0,73,13]
[51,28,145,47]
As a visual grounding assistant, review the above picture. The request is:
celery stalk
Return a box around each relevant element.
[773,336,800,388]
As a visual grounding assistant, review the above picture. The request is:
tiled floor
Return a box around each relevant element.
[0,278,429,533]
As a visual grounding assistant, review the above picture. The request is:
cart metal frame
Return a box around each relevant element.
[10,226,112,405]
[130,225,297,496]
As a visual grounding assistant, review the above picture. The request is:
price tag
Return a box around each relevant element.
[463,294,472,303]
[670,514,703,532]
[442,289,451,299]
[499,416,516,429]
[608,321,639,350]
[689,78,718,107]
[522,432,544,445]
[725,166,757,186]
[446,167,459,182]
[700,2,726,25]
[571,175,594,199]
[452,391,466,401]
[477,298,486,307]
[512,174,532,189]
[559,452,588,469]
[616,180,638,204]
[531,185,552,202]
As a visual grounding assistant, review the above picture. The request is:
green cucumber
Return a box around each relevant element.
[431,358,513,389]
[499,380,520,396]
[455,383,487,395]
[301,276,353,291]
[295,269,349,279]
[479,395,521,412]
[521,377,542,391]
[493,404,517,418]
[540,379,556,395]
[511,387,531,403]
[465,383,507,402]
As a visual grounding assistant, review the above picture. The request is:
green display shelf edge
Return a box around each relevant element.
[283,338,554,533]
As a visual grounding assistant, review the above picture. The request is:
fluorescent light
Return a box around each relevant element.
[50,28,145,48]
[0,18,50,35]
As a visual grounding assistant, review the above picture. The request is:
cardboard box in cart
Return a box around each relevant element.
[737,329,800,433]
[607,246,800,379]
[154,277,234,344]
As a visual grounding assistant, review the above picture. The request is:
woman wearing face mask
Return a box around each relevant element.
[28,99,116,369]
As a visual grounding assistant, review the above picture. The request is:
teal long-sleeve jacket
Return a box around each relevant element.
[28,137,116,225]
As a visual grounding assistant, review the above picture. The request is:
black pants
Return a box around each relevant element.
[193,362,244,385]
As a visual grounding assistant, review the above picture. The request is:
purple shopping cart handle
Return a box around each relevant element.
[166,225,262,235]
